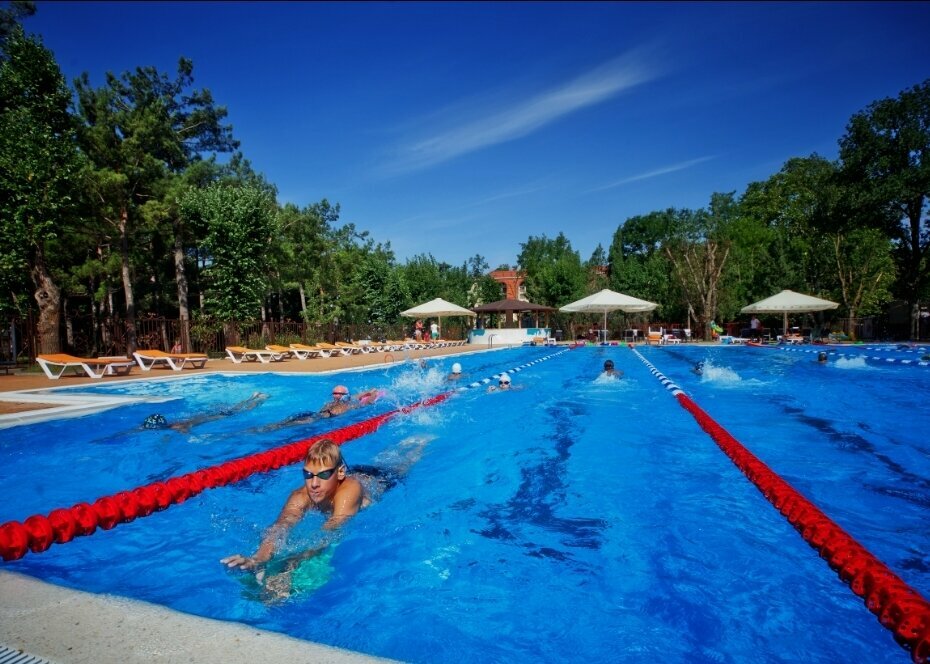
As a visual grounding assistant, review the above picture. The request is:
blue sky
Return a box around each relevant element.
[27,1,930,269]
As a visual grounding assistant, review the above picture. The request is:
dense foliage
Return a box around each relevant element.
[1,6,928,349]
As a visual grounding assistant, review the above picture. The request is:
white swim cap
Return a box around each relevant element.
[499,373,511,384]
[452,363,462,374]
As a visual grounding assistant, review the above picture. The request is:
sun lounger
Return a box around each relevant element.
[315,342,353,356]
[289,343,329,358]
[133,349,208,371]
[334,341,365,354]
[225,346,286,364]
[36,353,136,380]
[719,335,747,345]
[264,344,309,360]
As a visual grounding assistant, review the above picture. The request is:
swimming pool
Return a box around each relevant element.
[1,345,928,662]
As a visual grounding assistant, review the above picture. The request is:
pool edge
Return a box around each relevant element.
[0,570,398,664]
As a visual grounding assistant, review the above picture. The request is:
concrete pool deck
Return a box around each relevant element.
[0,342,500,663]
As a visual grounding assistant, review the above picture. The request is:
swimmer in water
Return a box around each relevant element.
[264,385,384,430]
[488,372,523,392]
[601,359,622,378]
[817,352,828,364]
[142,392,269,433]
[446,362,464,381]
[221,436,431,600]
[692,361,705,376]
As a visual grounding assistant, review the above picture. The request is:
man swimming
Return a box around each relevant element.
[261,385,383,431]
[601,359,622,378]
[142,392,269,433]
[446,362,463,381]
[221,437,430,599]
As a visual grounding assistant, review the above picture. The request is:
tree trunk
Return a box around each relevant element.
[89,278,99,354]
[172,216,192,352]
[299,283,307,318]
[906,198,924,340]
[64,296,74,347]
[31,246,61,355]
[119,206,138,354]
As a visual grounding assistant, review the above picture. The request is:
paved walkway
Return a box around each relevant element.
[0,344,482,415]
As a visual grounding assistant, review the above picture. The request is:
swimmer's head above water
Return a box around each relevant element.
[303,439,349,505]
[142,413,168,429]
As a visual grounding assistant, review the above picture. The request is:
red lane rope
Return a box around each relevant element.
[676,392,930,663]
[630,344,929,661]
[0,393,450,563]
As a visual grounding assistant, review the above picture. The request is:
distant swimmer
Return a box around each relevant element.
[601,359,622,378]
[446,362,464,381]
[142,392,269,433]
[317,385,383,418]
[488,372,523,393]
[221,436,432,600]
[692,361,705,376]
[817,352,828,364]
[273,385,384,429]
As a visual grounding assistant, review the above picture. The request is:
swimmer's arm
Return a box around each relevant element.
[322,479,363,530]
[221,487,309,569]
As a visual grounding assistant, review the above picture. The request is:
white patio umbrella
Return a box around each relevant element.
[559,289,657,340]
[401,297,476,338]
[740,289,839,336]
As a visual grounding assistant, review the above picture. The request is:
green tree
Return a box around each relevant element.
[0,26,84,351]
[661,196,737,339]
[0,1,33,44]
[607,211,675,313]
[839,79,930,338]
[739,156,838,300]
[517,232,585,306]
[831,228,895,338]
[75,57,238,352]
[180,184,277,321]
[585,244,609,292]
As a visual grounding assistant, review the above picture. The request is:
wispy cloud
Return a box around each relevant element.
[382,49,663,175]
[588,155,715,192]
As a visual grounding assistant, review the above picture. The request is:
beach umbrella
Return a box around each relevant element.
[740,289,839,336]
[559,289,657,340]
[401,297,476,338]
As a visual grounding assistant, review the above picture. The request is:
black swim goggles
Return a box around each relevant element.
[302,466,338,481]
[302,462,348,481]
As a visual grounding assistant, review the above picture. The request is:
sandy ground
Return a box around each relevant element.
[0,343,483,414]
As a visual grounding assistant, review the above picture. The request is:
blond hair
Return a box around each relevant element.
[305,438,344,468]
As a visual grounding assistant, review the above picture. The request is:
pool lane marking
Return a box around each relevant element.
[630,347,930,663]
[457,346,574,391]
[750,344,930,368]
[0,346,579,562]
[0,393,451,563]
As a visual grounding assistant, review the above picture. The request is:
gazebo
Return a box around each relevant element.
[472,298,555,329]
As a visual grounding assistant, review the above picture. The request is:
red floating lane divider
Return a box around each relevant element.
[675,391,930,663]
[0,393,451,563]
[628,348,930,662]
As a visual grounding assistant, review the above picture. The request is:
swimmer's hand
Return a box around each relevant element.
[220,553,267,571]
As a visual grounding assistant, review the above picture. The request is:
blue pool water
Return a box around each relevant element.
[1,345,929,663]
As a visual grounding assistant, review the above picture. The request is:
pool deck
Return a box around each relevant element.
[0,342,494,664]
